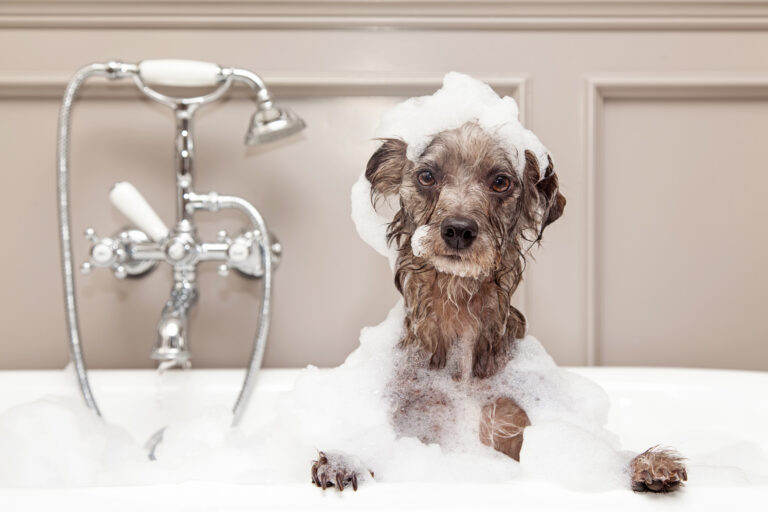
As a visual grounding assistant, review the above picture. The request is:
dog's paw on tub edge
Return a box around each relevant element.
[629,446,688,493]
[311,450,374,491]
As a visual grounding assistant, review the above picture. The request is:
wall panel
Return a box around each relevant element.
[1,1,767,369]
[596,94,768,369]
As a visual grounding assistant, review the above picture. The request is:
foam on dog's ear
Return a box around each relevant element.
[524,150,566,240]
[365,138,409,203]
[350,138,410,269]
[351,174,399,269]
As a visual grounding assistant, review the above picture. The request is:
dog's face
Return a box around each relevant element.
[366,122,565,281]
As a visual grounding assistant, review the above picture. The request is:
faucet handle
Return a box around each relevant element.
[110,182,169,242]
[81,228,119,275]
[224,230,281,278]
[138,59,223,88]
[81,227,156,279]
[228,236,252,264]
[81,228,101,273]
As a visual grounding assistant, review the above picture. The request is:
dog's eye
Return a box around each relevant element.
[491,175,512,193]
[417,170,436,187]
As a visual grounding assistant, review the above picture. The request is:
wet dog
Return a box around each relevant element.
[312,121,687,493]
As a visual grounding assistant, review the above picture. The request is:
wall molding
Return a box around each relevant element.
[2,1,768,30]
[0,72,526,103]
[584,73,768,365]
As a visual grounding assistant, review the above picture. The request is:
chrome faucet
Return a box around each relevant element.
[57,60,302,426]
[154,279,197,368]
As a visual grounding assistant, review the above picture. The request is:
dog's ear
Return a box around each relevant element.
[524,150,566,238]
[365,138,408,202]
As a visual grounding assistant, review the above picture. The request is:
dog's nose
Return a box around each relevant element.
[441,217,478,250]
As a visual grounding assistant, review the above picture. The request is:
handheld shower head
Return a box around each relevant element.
[246,103,306,146]
[225,68,305,146]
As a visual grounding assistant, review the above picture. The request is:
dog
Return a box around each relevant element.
[311,120,687,493]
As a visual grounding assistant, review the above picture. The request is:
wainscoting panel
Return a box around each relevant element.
[588,78,768,369]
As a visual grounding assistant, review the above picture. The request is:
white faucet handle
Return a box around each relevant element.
[138,60,223,87]
[109,182,169,242]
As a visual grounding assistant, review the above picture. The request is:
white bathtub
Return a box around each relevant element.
[0,367,766,511]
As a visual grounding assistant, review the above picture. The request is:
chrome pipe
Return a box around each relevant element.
[129,243,166,261]
[175,108,195,224]
[227,68,272,105]
[187,192,273,426]
[57,62,119,416]
[198,242,230,261]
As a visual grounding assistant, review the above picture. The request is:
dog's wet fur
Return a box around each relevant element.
[311,122,687,492]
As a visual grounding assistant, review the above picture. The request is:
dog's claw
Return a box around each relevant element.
[310,450,370,492]
[311,464,319,486]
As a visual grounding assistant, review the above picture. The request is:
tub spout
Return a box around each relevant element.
[152,280,197,368]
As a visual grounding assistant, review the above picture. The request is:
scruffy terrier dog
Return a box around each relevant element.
[311,121,687,493]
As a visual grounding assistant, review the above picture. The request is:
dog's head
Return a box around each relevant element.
[366,121,565,283]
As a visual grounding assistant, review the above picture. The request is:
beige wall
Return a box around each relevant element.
[1,1,767,370]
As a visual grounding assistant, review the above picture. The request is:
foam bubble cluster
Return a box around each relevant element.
[375,72,550,179]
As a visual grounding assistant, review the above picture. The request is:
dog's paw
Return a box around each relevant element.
[311,451,373,491]
[630,446,688,493]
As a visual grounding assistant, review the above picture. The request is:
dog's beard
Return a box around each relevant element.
[410,224,493,279]
[431,256,487,279]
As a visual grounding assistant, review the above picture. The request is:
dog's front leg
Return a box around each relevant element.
[400,268,450,369]
[471,304,525,379]
[476,305,530,460]
[311,450,374,491]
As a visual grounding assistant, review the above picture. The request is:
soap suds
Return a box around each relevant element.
[410,225,430,257]
[374,72,549,179]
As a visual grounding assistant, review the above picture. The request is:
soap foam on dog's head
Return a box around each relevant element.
[375,72,550,180]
